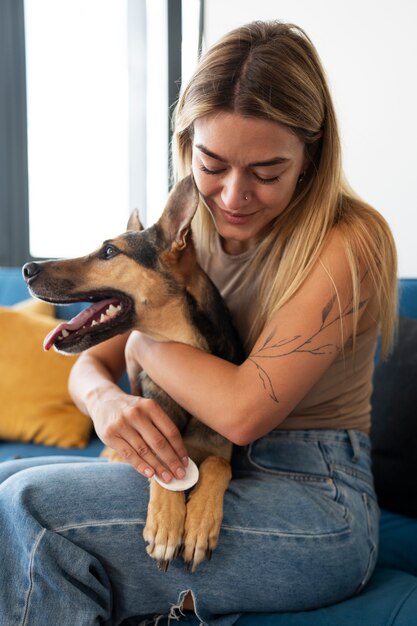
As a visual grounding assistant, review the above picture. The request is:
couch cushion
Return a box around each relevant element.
[371,316,417,518]
[0,267,29,305]
[0,305,93,448]
[378,509,417,577]
[399,279,417,319]
[0,438,104,462]
[235,569,417,625]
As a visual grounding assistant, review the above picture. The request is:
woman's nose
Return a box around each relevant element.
[221,175,248,211]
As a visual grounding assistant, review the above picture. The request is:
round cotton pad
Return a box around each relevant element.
[154,458,199,491]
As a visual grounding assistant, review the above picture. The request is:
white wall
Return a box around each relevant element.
[203,0,417,277]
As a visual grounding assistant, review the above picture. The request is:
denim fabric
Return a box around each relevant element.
[0,430,378,626]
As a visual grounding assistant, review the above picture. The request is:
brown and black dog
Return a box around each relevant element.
[23,175,244,572]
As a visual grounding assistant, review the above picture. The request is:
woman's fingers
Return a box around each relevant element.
[131,400,188,481]
[102,398,188,483]
[112,434,175,481]
[141,398,189,465]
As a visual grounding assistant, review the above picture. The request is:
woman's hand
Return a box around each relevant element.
[91,386,189,484]
[68,333,188,483]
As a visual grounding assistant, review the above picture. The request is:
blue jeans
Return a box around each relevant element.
[0,430,378,626]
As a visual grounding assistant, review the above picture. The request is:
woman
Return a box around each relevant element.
[0,21,396,625]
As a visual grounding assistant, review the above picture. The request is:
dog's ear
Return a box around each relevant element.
[158,175,199,249]
[127,209,144,232]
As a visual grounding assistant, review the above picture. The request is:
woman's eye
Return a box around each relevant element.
[253,173,281,184]
[199,165,225,175]
[199,162,280,184]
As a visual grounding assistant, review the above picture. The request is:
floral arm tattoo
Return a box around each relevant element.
[248,292,369,404]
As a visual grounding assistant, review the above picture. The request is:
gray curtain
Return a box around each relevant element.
[0,0,29,266]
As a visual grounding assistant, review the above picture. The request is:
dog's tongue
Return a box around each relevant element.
[43,298,119,351]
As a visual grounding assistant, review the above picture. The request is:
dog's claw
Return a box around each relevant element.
[173,544,184,560]
[183,544,210,573]
[184,559,193,573]
[156,559,170,572]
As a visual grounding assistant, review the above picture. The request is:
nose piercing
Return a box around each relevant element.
[244,194,249,201]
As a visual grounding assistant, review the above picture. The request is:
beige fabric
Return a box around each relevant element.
[197,234,377,434]
[197,235,259,354]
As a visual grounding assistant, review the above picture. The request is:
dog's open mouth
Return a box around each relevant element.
[43,293,133,352]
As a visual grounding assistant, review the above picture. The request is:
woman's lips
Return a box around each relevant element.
[219,208,257,225]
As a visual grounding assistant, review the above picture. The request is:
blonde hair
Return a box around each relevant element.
[172,21,397,356]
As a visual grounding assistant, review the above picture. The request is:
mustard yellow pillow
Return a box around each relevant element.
[0,306,93,447]
[13,298,55,316]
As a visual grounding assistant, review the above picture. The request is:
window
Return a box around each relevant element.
[0,0,201,264]
[24,0,139,258]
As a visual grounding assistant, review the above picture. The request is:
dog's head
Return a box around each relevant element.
[23,176,201,353]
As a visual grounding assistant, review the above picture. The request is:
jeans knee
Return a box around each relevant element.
[0,465,62,530]
[1,465,39,504]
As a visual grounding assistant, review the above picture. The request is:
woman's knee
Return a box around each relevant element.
[1,460,149,532]
[0,462,100,533]
[0,464,66,523]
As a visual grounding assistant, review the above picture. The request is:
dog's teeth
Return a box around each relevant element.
[61,329,70,338]
[106,304,118,318]
[105,303,122,318]
[100,313,109,323]
[91,320,98,326]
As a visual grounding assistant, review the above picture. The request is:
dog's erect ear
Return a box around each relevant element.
[127,209,144,232]
[158,175,199,249]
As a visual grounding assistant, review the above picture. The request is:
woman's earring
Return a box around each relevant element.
[297,171,306,184]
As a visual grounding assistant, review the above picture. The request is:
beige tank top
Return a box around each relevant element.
[197,235,377,434]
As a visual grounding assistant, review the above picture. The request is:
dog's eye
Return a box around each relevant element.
[99,244,119,260]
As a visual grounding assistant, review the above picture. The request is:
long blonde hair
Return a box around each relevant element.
[172,21,397,356]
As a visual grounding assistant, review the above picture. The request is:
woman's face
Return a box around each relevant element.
[192,112,308,255]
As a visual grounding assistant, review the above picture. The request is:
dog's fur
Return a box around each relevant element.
[23,176,244,572]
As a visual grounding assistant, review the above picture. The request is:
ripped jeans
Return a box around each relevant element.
[0,429,379,626]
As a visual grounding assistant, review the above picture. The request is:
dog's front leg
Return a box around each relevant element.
[143,479,186,571]
[183,456,232,572]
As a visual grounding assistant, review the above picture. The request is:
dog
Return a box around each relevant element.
[23,175,244,572]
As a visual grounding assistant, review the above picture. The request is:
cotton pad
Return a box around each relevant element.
[154,457,199,491]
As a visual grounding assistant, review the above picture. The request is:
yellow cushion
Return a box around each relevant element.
[13,298,55,316]
[0,306,93,448]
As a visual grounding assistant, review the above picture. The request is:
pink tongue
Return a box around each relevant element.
[43,298,119,351]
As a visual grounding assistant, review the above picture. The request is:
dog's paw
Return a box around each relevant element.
[143,482,186,571]
[180,456,231,572]
[182,495,222,572]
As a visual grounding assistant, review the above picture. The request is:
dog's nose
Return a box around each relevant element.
[22,262,41,282]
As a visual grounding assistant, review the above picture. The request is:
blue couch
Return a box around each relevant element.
[1,267,417,624]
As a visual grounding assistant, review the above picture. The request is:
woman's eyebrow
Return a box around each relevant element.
[195,144,290,166]
[195,144,227,162]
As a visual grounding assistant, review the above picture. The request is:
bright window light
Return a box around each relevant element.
[145,0,168,225]
[144,0,201,226]
[25,0,131,258]
[182,0,201,86]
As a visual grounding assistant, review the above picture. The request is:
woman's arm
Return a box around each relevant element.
[128,230,374,445]
[69,332,128,415]
[69,332,189,482]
